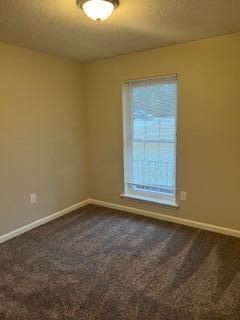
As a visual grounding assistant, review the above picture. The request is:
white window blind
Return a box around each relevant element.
[123,75,177,203]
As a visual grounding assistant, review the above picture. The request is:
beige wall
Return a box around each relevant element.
[84,32,240,230]
[0,42,87,236]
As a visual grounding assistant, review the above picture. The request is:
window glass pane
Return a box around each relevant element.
[133,83,176,117]
[159,117,175,141]
[145,143,158,161]
[133,161,143,185]
[158,143,175,163]
[146,117,159,140]
[133,118,145,140]
[133,142,144,161]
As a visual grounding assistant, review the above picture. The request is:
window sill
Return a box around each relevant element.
[120,193,179,209]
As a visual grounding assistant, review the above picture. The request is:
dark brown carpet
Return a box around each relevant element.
[0,205,240,320]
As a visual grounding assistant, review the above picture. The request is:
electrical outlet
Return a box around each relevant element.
[30,193,37,204]
[180,191,187,201]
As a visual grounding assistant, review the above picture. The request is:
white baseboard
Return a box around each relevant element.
[89,198,240,238]
[0,199,90,244]
[1,198,239,244]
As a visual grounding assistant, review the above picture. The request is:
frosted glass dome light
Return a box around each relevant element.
[77,0,119,21]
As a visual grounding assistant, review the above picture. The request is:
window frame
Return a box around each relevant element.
[122,74,178,208]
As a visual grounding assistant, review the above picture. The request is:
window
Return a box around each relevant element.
[122,75,177,206]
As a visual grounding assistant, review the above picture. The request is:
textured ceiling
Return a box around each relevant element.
[0,0,240,61]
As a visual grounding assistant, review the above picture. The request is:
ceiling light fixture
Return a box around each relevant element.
[77,0,119,21]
